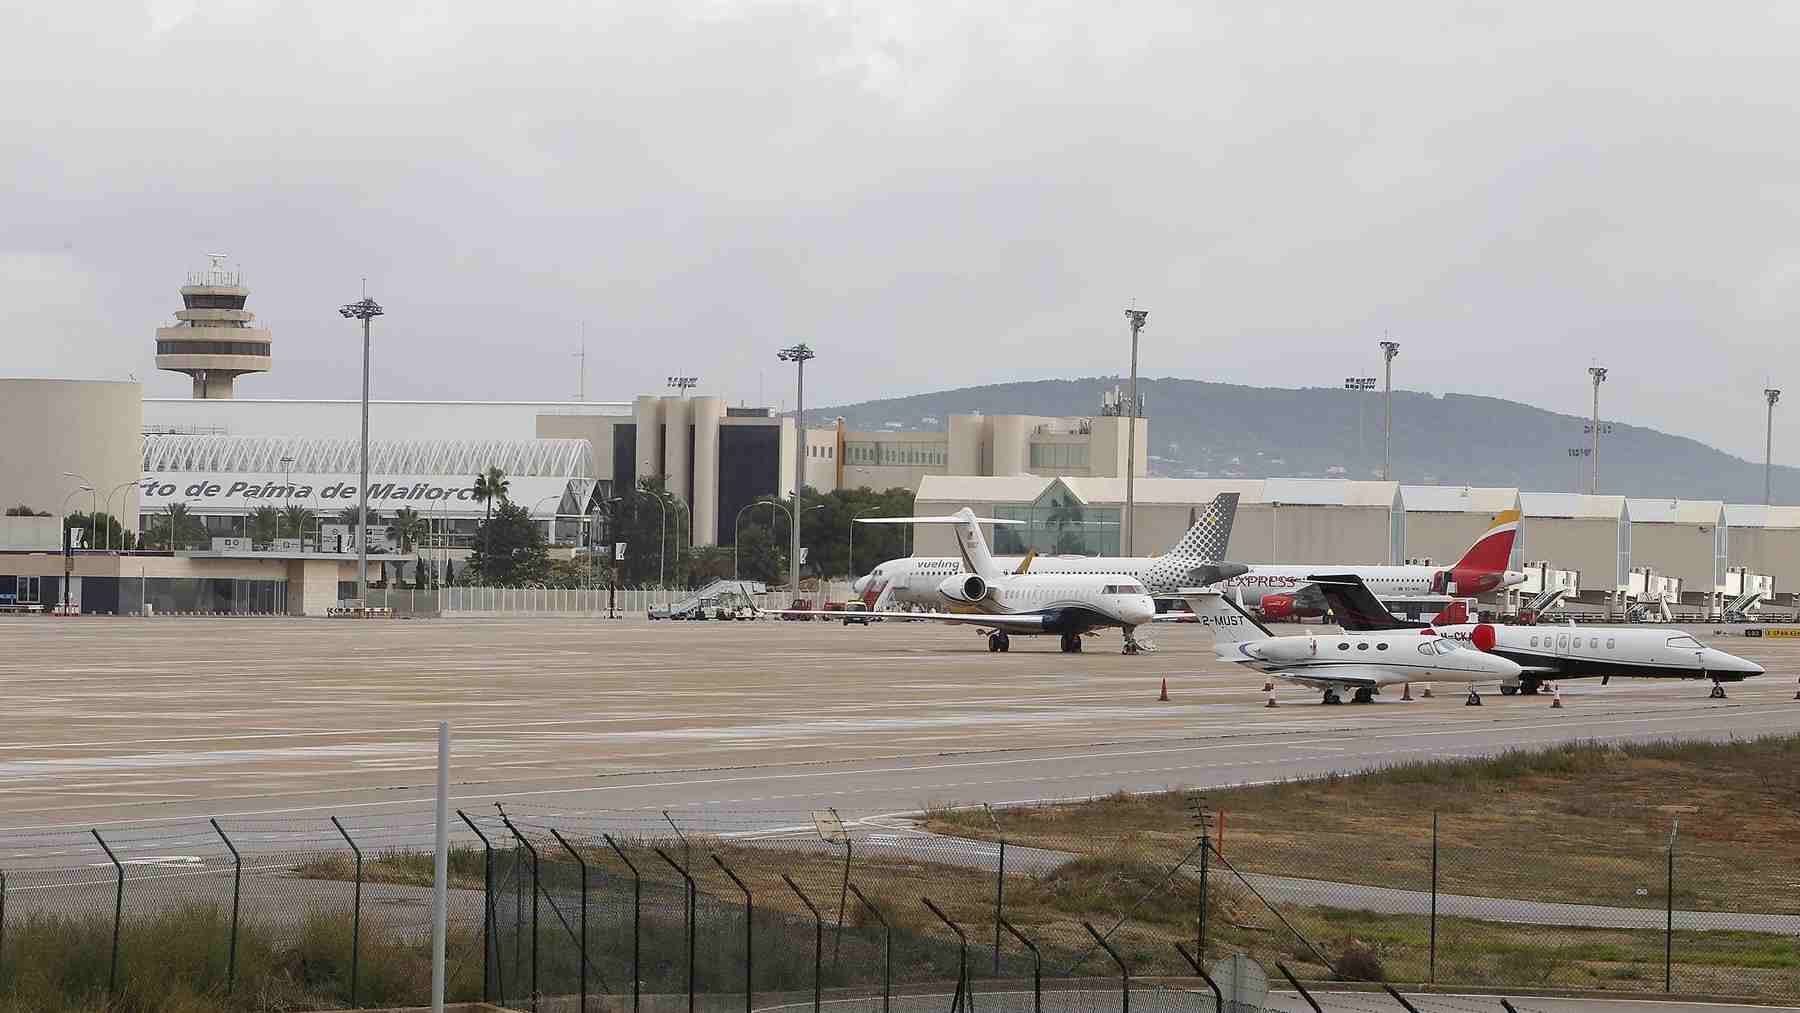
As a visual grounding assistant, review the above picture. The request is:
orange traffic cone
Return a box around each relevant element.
[1262,679,1275,693]
[1551,684,1564,709]
[1264,687,1278,708]
[1159,678,1170,702]
[1401,683,1413,701]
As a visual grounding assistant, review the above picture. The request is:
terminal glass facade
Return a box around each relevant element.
[992,485,1120,556]
[1027,442,1090,472]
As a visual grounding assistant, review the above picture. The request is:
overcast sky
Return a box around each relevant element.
[6,2,1799,460]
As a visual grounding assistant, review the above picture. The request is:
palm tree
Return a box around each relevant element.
[388,506,426,554]
[249,505,282,545]
[335,506,384,552]
[473,466,510,567]
[163,502,205,550]
[282,505,316,549]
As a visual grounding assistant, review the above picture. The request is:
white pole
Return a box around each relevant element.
[431,720,449,1010]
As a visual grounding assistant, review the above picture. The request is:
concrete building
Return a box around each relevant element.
[1626,498,1729,606]
[153,258,272,398]
[803,412,1147,495]
[0,378,143,530]
[1723,505,1800,600]
[1516,493,1630,599]
[912,476,1403,563]
[1400,486,1524,568]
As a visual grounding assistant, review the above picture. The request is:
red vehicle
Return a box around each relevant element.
[784,598,815,621]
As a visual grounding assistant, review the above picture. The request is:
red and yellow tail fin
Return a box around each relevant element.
[1453,509,1520,575]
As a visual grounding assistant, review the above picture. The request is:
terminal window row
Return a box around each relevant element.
[842,441,948,467]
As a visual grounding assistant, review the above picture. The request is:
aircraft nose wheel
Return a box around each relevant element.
[987,631,1011,653]
[1351,687,1375,704]
[1321,689,1343,705]
[1709,682,1727,700]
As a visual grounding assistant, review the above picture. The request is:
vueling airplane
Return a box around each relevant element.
[783,508,1159,654]
[852,493,1241,611]
[1222,509,1527,619]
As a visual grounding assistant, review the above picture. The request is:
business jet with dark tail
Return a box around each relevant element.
[1182,588,1522,705]
[1314,575,1764,698]
[781,508,1158,654]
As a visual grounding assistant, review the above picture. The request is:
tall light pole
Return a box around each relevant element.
[339,293,384,601]
[1766,388,1782,505]
[60,482,92,613]
[1124,309,1147,555]
[104,479,138,551]
[777,343,815,598]
[1379,341,1400,481]
[1344,377,1376,473]
[1587,366,1608,494]
[1567,447,1591,492]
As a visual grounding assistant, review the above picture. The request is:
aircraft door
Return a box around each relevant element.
[1430,570,1450,594]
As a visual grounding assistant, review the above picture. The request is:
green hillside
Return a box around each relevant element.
[813,377,1799,503]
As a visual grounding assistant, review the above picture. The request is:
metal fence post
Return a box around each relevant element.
[1276,961,1324,1013]
[923,897,969,1013]
[847,883,890,1013]
[993,838,1006,975]
[1666,820,1678,993]
[1174,942,1222,1013]
[457,810,498,1003]
[330,816,363,1007]
[1198,833,1209,963]
[1083,920,1129,1013]
[91,830,124,995]
[501,815,541,1012]
[1383,983,1424,1013]
[1430,811,1439,984]
[712,854,753,1013]
[654,848,697,1013]
[209,819,242,994]
[603,834,641,1013]
[549,829,590,1013]
[998,916,1040,1013]
[783,875,824,1013]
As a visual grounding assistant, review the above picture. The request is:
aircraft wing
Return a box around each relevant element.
[1308,574,1425,632]
[1269,665,1415,690]
[772,609,1051,631]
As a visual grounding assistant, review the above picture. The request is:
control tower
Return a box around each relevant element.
[155,254,272,398]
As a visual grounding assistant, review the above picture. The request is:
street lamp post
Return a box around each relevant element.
[339,293,384,602]
[1379,341,1400,481]
[104,480,138,551]
[849,507,883,581]
[1766,389,1782,505]
[744,500,821,586]
[777,343,816,599]
[1344,377,1376,473]
[1588,366,1608,494]
[60,482,93,613]
[1123,309,1147,556]
[733,501,759,581]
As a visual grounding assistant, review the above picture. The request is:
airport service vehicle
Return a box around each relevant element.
[1221,510,1526,619]
[1315,576,1764,698]
[852,493,1241,611]
[1183,588,1522,705]
[782,509,1158,654]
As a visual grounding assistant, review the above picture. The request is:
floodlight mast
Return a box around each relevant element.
[1588,366,1608,494]
[1767,388,1782,505]
[1124,309,1147,555]
[1379,341,1400,480]
[339,294,385,602]
[777,343,815,602]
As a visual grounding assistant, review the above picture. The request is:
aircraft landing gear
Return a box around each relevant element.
[1465,688,1483,706]
[1059,633,1083,653]
[1520,679,1542,696]
[1351,687,1375,704]
[1122,627,1153,655]
[1709,681,1727,700]
[1321,689,1343,705]
[1499,684,1519,697]
[987,631,1011,653]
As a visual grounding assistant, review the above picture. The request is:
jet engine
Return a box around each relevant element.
[1250,637,1317,662]
[938,574,989,603]
[1260,585,1327,620]
[1469,624,1497,652]
[1259,593,1300,620]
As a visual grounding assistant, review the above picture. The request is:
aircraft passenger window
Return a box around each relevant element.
[1377,642,1388,650]
[1589,638,1599,649]
[1607,638,1616,649]
[1530,636,1539,647]
[1558,636,1568,648]
[1357,642,1369,650]
[1338,643,1350,651]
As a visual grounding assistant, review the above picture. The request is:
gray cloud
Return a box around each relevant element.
[5,2,1799,463]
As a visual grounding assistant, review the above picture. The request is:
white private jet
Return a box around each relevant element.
[1314,575,1765,698]
[852,493,1242,610]
[1182,588,1523,705]
[780,508,1158,654]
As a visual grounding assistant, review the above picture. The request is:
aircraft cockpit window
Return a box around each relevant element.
[1417,642,1436,656]
[1666,635,1703,650]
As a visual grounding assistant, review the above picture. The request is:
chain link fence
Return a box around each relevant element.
[0,802,1793,1010]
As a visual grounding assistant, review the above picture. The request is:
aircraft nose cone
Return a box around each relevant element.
[1124,597,1155,625]
[1709,649,1763,675]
